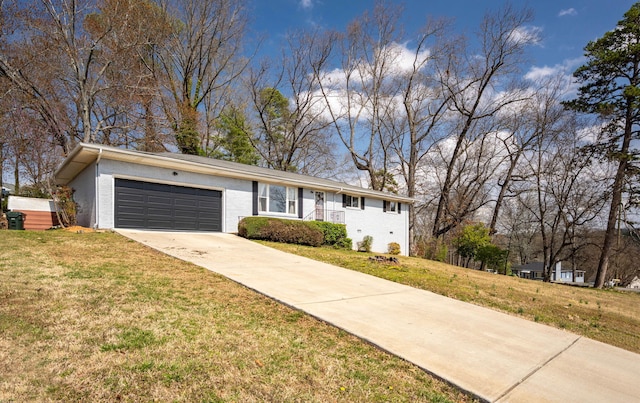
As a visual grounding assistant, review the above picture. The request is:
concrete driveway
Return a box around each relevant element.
[116,230,640,403]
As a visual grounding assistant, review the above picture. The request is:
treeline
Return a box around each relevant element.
[1,0,639,287]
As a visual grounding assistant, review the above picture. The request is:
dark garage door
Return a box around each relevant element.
[115,178,222,231]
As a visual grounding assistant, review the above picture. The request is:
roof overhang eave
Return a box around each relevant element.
[54,143,416,203]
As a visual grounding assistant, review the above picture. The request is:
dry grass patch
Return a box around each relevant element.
[0,231,473,402]
[260,242,640,354]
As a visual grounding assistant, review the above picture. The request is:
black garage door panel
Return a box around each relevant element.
[115,179,221,231]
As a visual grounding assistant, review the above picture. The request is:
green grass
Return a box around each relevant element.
[259,241,640,354]
[0,230,473,402]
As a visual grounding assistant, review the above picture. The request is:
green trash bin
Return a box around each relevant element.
[6,211,24,230]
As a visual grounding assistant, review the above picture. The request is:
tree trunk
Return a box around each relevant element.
[594,103,633,288]
[595,172,624,288]
[489,152,521,234]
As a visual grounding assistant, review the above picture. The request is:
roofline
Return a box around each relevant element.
[55,143,416,203]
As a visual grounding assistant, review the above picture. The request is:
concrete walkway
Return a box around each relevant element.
[116,230,640,403]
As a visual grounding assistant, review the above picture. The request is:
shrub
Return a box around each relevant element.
[419,238,447,262]
[238,217,323,247]
[334,237,352,250]
[434,244,448,262]
[53,186,77,227]
[237,217,270,238]
[308,221,351,249]
[387,242,401,255]
[357,235,373,252]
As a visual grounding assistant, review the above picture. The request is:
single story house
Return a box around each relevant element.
[54,143,414,255]
[512,261,585,283]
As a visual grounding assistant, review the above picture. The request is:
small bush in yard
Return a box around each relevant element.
[388,242,401,255]
[357,235,373,252]
[238,217,323,247]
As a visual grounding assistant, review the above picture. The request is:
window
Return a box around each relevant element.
[345,195,359,208]
[258,183,297,214]
[388,201,397,212]
[343,194,364,209]
[383,200,402,214]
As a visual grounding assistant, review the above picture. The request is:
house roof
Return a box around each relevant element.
[54,143,415,203]
[513,262,545,273]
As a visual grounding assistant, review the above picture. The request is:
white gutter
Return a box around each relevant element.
[94,148,102,229]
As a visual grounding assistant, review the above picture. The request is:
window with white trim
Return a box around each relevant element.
[343,194,364,209]
[383,200,401,214]
[345,195,359,208]
[258,183,297,214]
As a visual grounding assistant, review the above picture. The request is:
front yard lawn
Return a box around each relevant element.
[0,230,472,402]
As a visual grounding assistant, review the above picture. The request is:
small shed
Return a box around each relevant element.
[7,196,60,230]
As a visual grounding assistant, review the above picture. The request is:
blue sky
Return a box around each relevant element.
[250,0,637,78]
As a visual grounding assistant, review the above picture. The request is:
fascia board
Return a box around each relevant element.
[55,143,416,203]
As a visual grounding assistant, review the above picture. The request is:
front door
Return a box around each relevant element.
[315,191,325,221]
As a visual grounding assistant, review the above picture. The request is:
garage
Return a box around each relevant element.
[114,178,222,231]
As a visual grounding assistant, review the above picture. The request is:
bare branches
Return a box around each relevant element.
[246,28,336,175]
[431,5,535,238]
[157,0,250,154]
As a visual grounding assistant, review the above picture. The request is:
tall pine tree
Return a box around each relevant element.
[565,3,640,288]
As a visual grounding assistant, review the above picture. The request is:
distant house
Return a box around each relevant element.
[512,261,585,283]
[54,143,414,255]
[1,183,14,197]
[627,276,640,290]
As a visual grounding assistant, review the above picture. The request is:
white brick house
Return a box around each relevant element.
[55,143,413,255]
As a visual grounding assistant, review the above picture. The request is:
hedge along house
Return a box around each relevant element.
[55,143,414,255]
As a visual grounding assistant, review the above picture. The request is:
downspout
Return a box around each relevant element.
[94,148,102,230]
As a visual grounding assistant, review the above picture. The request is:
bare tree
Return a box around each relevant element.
[520,123,610,281]
[313,2,404,190]
[499,193,540,265]
[488,74,570,234]
[0,0,176,153]
[386,17,452,254]
[84,0,175,151]
[432,4,535,238]
[156,0,250,155]
[245,29,336,175]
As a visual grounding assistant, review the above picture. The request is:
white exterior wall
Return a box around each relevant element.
[68,161,97,228]
[341,197,409,256]
[95,159,252,232]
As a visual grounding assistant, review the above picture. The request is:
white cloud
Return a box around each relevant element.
[524,65,558,81]
[524,57,583,81]
[387,42,432,75]
[508,26,542,46]
[300,0,313,9]
[558,8,577,17]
